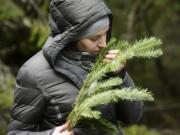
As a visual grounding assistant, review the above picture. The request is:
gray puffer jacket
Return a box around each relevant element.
[8,0,143,135]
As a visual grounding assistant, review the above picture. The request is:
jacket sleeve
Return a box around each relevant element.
[116,72,144,125]
[7,66,54,135]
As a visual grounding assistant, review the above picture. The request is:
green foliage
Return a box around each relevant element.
[104,1,180,131]
[0,61,15,135]
[0,0,179,134]
[0,0,24,20]
[124,125,160,135]
[67,37,162,134]
[86,37,162,86]
[0,0,49,66]
[29,20,50,48]
[0,62,14,110]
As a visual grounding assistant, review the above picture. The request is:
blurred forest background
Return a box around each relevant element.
[0,0,180,135]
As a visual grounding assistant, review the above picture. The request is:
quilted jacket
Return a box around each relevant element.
[8,0,143,135]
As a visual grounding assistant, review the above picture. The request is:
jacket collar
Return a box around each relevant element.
[54,54,89,89]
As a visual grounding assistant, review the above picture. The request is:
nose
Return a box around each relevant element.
[98,35,107,48]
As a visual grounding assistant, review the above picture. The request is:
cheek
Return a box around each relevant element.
[83,41,98,51]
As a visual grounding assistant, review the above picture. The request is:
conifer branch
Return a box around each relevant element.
[79,88,154,110]
[67,37,163,134]
[92,117,119,135]
[87,77,122,96]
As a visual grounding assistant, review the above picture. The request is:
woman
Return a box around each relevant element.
[8,0,143,135]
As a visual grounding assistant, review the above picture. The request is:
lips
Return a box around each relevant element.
[93,51,100,54]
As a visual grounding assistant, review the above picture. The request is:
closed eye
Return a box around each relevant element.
[90,36,100,41]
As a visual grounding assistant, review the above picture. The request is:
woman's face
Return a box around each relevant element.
[75,27,109,54]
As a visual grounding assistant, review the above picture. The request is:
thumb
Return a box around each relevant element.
[59,122,70,132]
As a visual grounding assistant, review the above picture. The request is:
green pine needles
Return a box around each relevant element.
[67,37,163,135]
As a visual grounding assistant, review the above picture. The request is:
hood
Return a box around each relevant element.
[43,0,113,69]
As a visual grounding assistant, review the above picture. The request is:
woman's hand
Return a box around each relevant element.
[52,122,74,135]
[103,50,126,74]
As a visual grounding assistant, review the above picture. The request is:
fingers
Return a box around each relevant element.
[104,50,119,62]
[52,126,63,135]
[59,130,74,135]
[53,125,73,135]
[103,49,127,74]
[62,131,74,135]
[59,122,69,132]
[105,53,117,60]
[108,50,119,54]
